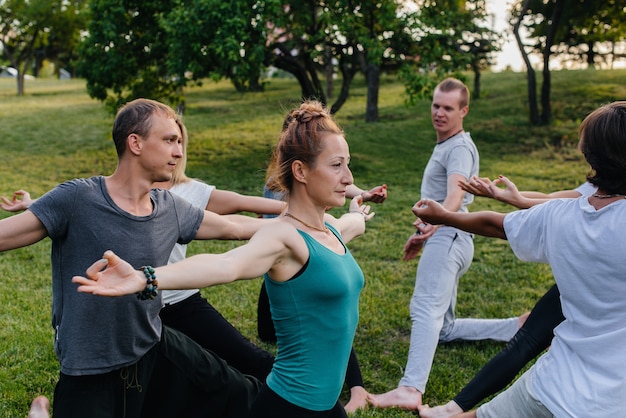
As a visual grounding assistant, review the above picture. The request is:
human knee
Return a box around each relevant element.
[438,321,457,342]
[504,326,547,361]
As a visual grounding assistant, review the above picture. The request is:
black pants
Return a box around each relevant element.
[454,284,564,410]
[257,281,365,389]
[161,292,274,380]
[53,326,261,418]
[249,384,348,418]
[53,353,155,418]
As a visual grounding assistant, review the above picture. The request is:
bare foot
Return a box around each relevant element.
[344,385,369,413]
[28,396,50,418]
[367,386,422,409]
[518,311,530,328]
[418,400,463,418]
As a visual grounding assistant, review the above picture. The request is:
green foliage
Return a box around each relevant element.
[1,69,626,416]
[0,0,89,94]
[518,0,626,67]
[400,0,500,103]
[162,0,267,93]
[75,0,501,118]
[399,64,468,106]
[76,0,181,112]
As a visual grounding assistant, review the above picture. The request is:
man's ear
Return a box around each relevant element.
[127,133,142,156]
[292,160,308,184]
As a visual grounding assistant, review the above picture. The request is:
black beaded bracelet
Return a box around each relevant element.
[136,266,159,300]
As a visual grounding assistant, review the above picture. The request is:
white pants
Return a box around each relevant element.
[399,227,519,393]
[477,365,554,418]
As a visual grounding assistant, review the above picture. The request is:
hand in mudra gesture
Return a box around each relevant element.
[72,250,145,296]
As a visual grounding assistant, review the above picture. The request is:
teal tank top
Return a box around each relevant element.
[264,224,364,411]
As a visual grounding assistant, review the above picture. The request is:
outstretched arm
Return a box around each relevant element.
[73,223,296,296]
[460,175,582,209]
[0,190,49,250]
[206,189,286,215]
[0,211,49,251]
[195,210,277,241]
[412,199,507,240]
[1,190,35,212]
[347,184,388,204]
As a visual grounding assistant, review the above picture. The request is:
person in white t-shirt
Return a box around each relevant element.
[418,179,596,417]
[411,101,626,417]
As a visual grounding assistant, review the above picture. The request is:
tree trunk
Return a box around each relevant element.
[272,55,324,102]
[34,51,44,78]
[540,0,565,125]
[540,63,551,125]
[471,62,481,100]
[514,0,540,125]
[268,39,327,103]
[175,87,186,114]
[330,53,359,115]
[324,46,334,99]
[586,41,596,68]
[248,78,264,92]
[364,63,380,122]
[302,52,326,103]
[17,74,25,96]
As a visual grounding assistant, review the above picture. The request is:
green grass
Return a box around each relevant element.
[1,68,625,417]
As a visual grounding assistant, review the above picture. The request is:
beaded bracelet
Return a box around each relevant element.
[136,266,159,300]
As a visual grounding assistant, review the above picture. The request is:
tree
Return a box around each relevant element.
[518,0,566,124]
[400,0,501,105]
[456,0,502,99]
[76,0,180,112]
[512,0,626,125]
[512,0,540,124]
[538,0,564,124]
[555,1,626,69]
[0,0,88,95]
[78,0,300,112]
[331,0,419,121]
[78,0,421,119]
[265,2,330,103]
[162,0,267,94]
[40,1,90,77]
[76,0,499,121]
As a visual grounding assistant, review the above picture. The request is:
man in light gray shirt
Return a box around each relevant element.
[369,78,524,411]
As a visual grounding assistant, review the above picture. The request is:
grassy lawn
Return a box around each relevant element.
[1,68,625,417]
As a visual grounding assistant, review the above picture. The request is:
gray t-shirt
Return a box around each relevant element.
[420,131,479,213]
[29,176,204,375]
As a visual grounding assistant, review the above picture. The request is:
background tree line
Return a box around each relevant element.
[1,0,625,124]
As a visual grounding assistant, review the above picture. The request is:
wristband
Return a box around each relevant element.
[136,266,159,300]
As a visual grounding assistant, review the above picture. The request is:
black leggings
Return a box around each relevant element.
[453,284,564,411]
[160,292,274,380]
[257,281,365,389]
[250,384,348,418]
